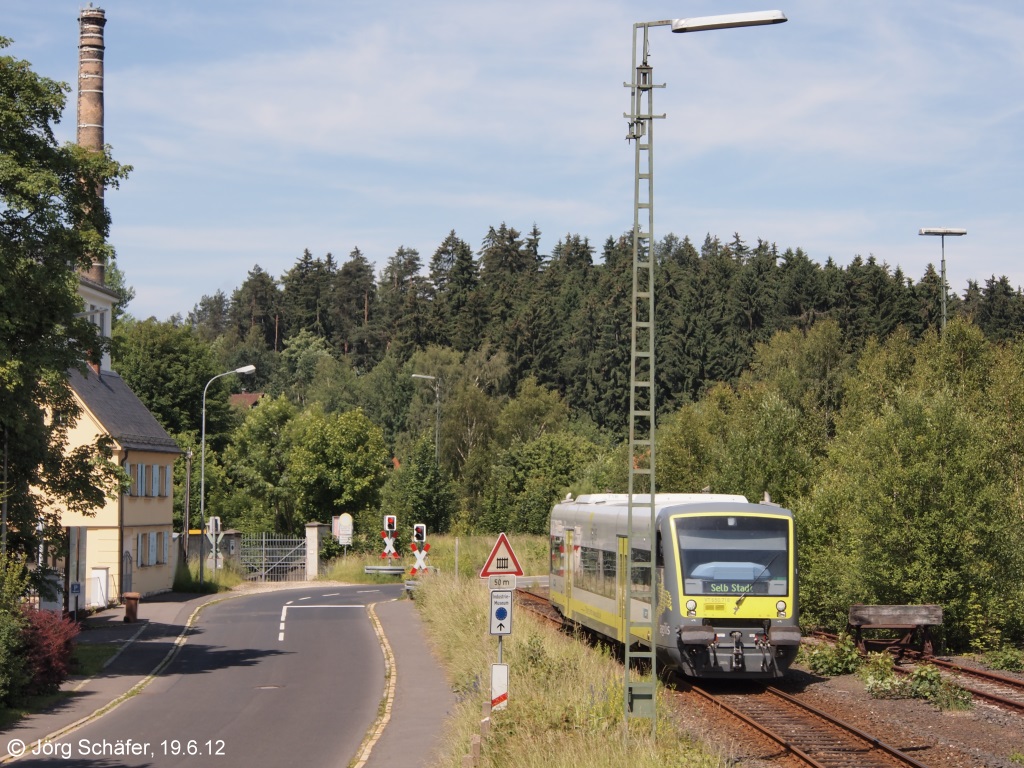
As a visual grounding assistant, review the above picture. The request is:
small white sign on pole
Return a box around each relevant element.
[333,513,353,546]
[489,589,513,635]
[491,663,509,711]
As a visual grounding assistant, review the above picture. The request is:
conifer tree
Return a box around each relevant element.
[333,247,378,370]
[230,265,283,351]
[281,249,335,340]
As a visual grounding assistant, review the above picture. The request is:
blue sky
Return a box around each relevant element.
[4,1,1022,321]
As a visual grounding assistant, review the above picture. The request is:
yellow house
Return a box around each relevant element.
[64,366,180,607]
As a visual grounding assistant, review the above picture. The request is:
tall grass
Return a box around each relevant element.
[172,559,245,593]
[413,571,723,768]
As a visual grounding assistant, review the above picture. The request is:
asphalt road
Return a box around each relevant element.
[13,584,405,768]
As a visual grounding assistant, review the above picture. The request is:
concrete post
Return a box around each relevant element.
[305,522,326,580]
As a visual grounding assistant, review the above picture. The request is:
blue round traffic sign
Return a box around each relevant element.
[495,606,508,621]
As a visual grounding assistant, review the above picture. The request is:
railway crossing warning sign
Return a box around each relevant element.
[479,532,524,589]
[410,541,430,574]
[380,530,399,560]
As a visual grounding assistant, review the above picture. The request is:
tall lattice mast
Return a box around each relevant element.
[623,20,668,734]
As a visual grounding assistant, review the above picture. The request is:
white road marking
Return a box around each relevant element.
[278,604,364,641]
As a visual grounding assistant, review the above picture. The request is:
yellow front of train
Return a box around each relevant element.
[662,505,801,678]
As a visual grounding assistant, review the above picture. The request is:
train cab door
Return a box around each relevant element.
[564,528,573,608]
[616,534,628,643]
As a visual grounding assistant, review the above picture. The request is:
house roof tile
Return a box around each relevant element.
[68,367,181,454]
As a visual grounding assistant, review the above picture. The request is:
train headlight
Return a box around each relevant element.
[776,600,787,617]
[686,599,697,617]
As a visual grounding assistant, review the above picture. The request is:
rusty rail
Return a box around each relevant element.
[686,683,932,768]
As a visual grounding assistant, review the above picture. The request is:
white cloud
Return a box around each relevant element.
[7,0,1024,321]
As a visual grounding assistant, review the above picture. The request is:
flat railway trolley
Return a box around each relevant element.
[548,493,800,678]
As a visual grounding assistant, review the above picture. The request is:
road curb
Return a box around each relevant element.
[351,599,399,768]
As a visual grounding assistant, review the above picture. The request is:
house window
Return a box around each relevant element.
[136,464,144,496]
[137,533,148,567]
[148,532,157,566]
[155,465,171,497]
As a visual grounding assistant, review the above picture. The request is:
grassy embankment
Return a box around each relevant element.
[327,535,724,768]
[172,558,246,592]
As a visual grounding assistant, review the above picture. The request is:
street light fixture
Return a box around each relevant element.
[199,365,255,586]
[671,10,787,32]
[411,374,439,466]
[919,228,966,334]
[623,9,786,732]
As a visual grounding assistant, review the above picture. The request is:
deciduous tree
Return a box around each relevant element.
[0,39,128,569]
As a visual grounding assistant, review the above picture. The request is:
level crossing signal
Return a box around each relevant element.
[410,523,430,574]
[380,514,399,560]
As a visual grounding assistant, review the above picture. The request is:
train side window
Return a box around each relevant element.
[656,532,664,567]
[549,534,564,577]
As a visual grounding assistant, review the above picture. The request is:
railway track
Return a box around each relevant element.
[515,587,562,627]
[516,588,934,767]
[903,656,1024,714]
[681,682,931,768]
[811,629,1024,714]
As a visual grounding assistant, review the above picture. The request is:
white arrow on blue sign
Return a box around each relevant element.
[489,589,513,635]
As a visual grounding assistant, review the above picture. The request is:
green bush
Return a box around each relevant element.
[801,633,862,676]
[0,611,28,707]
[0,553,31,613]
[907,664,972,711]
[860,655,972,711]
[860,651,913,699]
[984,645,1024,673]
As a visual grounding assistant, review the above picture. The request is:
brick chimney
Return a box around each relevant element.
[78,4,106,285]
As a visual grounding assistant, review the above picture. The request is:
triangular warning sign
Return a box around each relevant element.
[479,532,524,577]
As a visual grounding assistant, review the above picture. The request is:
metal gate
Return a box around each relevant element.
[240,534,306,582]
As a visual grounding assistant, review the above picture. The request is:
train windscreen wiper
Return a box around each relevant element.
[733,552,782,614]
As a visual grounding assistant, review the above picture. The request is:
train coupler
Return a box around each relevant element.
[756,634,774,672]
[729,631,745,671]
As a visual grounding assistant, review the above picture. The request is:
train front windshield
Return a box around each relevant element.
[676,515,789,596]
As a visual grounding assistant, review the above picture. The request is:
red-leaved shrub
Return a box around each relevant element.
[18,606,80,695]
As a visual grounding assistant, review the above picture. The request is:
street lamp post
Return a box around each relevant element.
[623,10,786,733]
[182,449,192,561]
[411,374,439,466]
[919,228,967,334]
[1,426,7,557]
[199,365,255,587]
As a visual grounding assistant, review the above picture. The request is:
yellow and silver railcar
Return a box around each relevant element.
[548,493,800,678]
